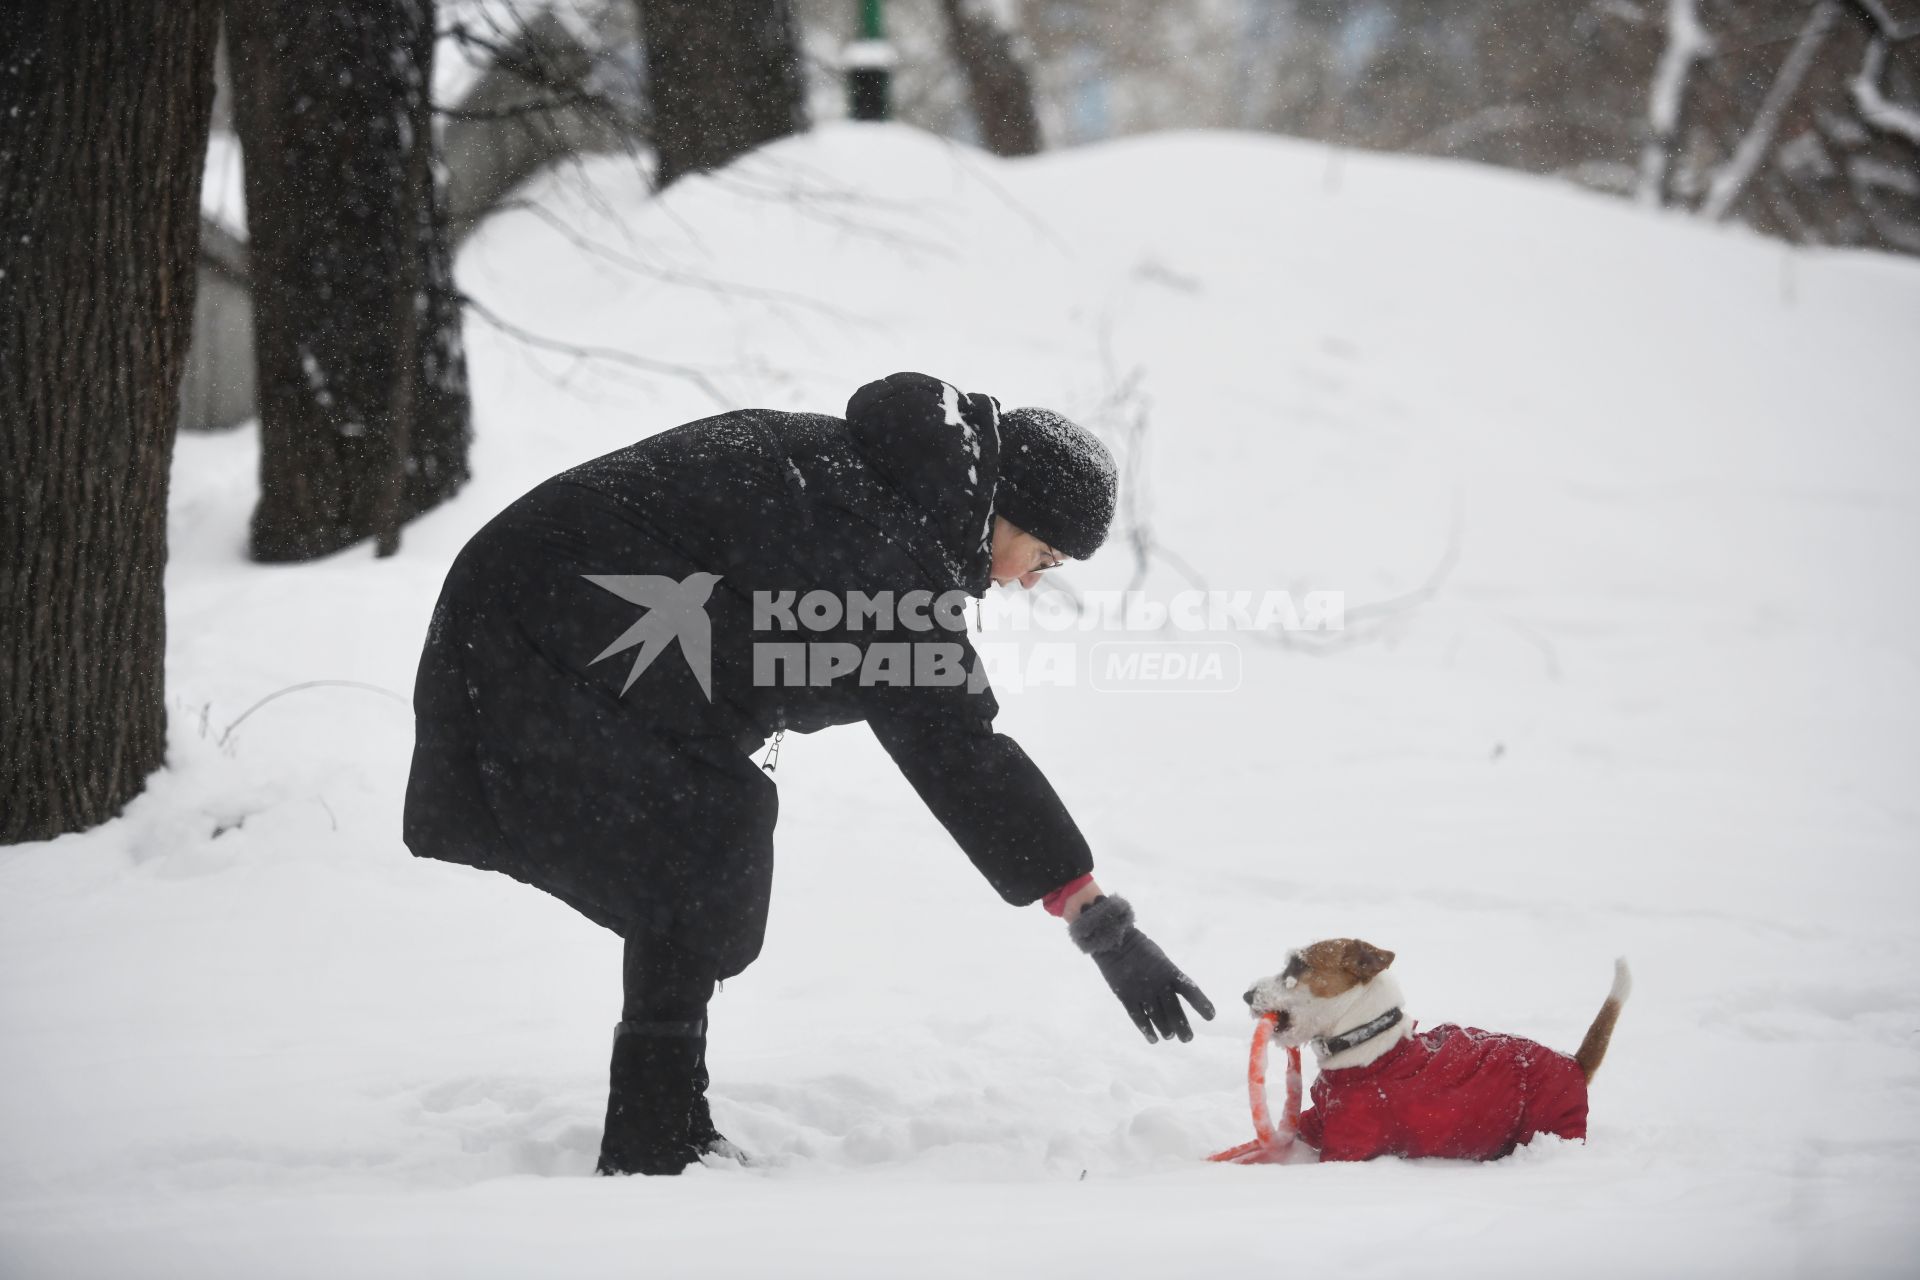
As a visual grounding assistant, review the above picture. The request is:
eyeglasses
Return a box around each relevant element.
[1035,547,1066,573]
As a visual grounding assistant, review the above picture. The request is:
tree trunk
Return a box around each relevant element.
[940,0,1044,158]
[226,0,471,563]
[0,0,220,843]
[637,0,807,188]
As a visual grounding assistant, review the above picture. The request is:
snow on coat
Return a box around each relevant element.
[403,373,1094,978]
[1297,1023,1589,1162]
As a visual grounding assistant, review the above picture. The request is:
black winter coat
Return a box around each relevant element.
[404,373,1094,977]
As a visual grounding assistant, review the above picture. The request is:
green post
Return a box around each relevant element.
[847,0,891,121]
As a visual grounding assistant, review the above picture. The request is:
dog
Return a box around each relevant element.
[1243,940,1630,1162]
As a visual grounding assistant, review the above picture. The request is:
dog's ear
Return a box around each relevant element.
[1342,940,1395,980]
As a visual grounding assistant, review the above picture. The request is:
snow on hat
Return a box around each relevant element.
[994,408,1117,561]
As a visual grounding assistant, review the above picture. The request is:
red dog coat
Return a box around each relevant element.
[1297,1023,1588,1162]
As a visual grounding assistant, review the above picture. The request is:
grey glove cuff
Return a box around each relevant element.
[1069,894,1134,954]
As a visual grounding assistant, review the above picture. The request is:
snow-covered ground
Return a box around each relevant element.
[5,125,1919,1277]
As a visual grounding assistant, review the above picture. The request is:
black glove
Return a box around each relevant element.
[1070,896,1216,1044]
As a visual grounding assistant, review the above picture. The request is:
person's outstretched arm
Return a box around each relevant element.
[867,704,1092,906]
[868,706,1215,1043]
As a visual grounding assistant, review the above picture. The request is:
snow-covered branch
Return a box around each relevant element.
[1638,0,1713,205]
[1849,0,1920,40]
[1852,38,1920,145]
[1699,2,1840,220]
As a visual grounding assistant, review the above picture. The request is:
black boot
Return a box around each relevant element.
[595,1019,704,1176]
[687,1035,748,1164]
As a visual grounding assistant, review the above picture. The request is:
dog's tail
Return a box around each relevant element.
[1573,958,1631,1083]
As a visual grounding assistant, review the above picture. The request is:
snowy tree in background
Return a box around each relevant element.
[0,0,221,843]
[227,0,472,562]
[1642,0,1920,254]
[962,0,1920,256]
[637,0,809,187]
[938,0,1044,156]
[1227,0,1920,254]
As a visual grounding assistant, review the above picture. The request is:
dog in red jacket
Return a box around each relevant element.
[1243,940,1630,1162]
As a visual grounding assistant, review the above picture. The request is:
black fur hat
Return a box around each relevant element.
[995,408,1117,561]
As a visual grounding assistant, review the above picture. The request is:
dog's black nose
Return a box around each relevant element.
[1243,989,1256,1006]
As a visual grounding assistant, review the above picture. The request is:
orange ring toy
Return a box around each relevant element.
[1207,1011,1302,1164]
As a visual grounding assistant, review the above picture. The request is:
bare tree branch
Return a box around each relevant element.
[489,197,863,322]
[460,292,736,410]
[1261,497,1466,658]
[438,90,622,123]
[217,679,408,748]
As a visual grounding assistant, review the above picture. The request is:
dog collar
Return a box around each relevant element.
[1315,1007,1403,1058]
